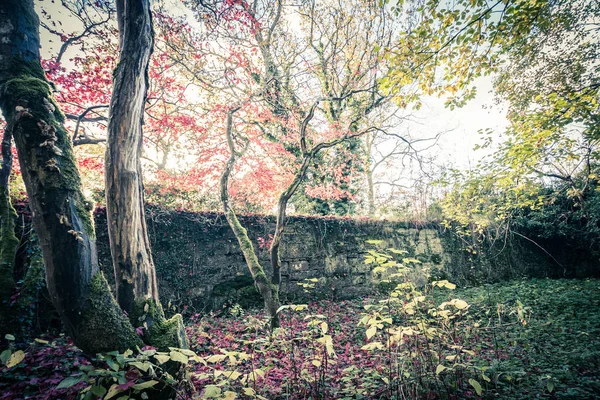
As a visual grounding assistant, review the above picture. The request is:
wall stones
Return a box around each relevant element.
[94,208,448,310]
[92,206,580,311]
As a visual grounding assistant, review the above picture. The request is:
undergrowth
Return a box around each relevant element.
[1,278,599,399]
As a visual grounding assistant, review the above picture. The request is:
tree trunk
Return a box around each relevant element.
[365,132,376,217]
[0,0,141,354]
[220,108,280,329]
[106,0,187,349]
[0,122,19,333]
[367,168,376,217]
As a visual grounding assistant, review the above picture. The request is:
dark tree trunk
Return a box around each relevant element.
[106,0,187,349]
[0,122,19,333]
[0,0,140,354]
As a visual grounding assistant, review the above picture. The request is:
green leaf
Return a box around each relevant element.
[132,380,159,390]
[469,378,482,395]
[4,334,15,341]
[0,349,11,364]
[436,364,446,375]
[106,358,119,372]
[57,375,84,389]
[91,386,107,396]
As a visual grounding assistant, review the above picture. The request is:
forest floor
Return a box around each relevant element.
[1,279,599,399]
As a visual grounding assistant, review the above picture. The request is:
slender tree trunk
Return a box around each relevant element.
[367,168,376,217]
[106,0,187,349]
[0,0,140,354]
[220,108,280,329]
[365,132,376,217]
[268,154,315,328]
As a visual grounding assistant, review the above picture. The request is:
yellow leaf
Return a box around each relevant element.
[154,354,170,364]
[105,384,123,400]
[366,325,377,340]
[169,350,188,364]
[206,354,227,363]
[320,322,328,334]
[453,299,469,310]
[6,350,25,368]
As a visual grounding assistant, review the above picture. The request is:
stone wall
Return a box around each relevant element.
[94,208,449,310]
[93,206,597,311]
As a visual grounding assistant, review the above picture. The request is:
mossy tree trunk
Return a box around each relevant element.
[220,107,281,329]
[0,121,19,333]
[0,0,141,354]
[106,0,187,349]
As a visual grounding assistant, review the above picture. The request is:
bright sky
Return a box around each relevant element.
[407,77,508,171]
[36,0,509,178]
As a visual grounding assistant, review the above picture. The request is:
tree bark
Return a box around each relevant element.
[106,0,187,349]
[0,122,19,332]
[365,132,376,217]
[0,0,140,354]
[220,108,280,329]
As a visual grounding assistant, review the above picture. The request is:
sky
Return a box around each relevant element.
[409,77,509,171]
[35,0,510,177]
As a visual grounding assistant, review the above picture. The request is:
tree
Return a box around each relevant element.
[382,0,599,177]
[105,0,187,349]
[0,122,19,332]
[187,0,402,327]
[0,0,140,354]
[0,0,187,353]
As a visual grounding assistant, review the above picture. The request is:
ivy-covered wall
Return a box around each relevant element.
[94,208,448,311]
